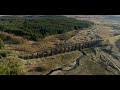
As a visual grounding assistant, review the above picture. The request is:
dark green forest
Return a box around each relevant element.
[0,15,94,41]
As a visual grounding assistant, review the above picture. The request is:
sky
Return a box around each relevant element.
[0,15,120,16]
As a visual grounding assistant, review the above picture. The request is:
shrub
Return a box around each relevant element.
[0,57,25,75]
[0,38,5,49]
[0,50,10,58]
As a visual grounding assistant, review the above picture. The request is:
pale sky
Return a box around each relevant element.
[0,15,120,17]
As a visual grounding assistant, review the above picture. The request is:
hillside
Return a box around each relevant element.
[0,15,93,41]
[0,15,120,75]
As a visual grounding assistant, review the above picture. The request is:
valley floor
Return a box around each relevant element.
[1,16,120,75]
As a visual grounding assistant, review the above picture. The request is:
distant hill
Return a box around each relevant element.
[101,15,120,22]
[0,15,42,19]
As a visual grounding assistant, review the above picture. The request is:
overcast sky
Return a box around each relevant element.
[0,15,120,17]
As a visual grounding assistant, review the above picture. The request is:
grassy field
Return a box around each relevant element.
[23,50,83,75]
[4,30,78,54]
[57,48,119,75]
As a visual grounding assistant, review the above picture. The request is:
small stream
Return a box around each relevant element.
[46,29,90,75]
[46,49,87,75]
